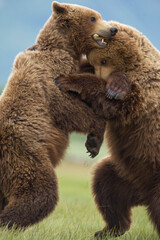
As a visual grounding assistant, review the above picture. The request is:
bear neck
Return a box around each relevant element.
[125,52,160,88]
[131,47,159,69]
[121,35,160,86]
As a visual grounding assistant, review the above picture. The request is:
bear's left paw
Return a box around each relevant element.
[85,133,100,158]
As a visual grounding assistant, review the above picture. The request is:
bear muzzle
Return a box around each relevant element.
[92,27,118,48]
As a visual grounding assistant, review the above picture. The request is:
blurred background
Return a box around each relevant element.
[0,0,160,163]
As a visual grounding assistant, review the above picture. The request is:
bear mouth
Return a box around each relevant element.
[92,34,107,48]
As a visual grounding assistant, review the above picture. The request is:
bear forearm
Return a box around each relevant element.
[56,73,124,120]
[56,73,106,100]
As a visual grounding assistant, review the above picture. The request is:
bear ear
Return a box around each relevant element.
[52,2,67,15]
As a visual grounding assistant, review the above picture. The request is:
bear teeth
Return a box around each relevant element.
[100,38,106,44]
[93,34,106,44]
[92,34,107,47]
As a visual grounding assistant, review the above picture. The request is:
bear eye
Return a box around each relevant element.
[91,17,96,22]
[101,59,107,65]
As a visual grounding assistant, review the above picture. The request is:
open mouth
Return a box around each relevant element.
[92,34,107,48]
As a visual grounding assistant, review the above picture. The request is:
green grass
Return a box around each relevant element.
[0,161,158,240]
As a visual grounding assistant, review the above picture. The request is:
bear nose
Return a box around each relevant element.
[110,27,118,36]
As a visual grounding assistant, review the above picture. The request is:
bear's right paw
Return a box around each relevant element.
[106,71,131,100]
[106,86,123,100]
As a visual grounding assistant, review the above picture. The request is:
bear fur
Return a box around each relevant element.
[0,2,114,228]
[56,21,160,238]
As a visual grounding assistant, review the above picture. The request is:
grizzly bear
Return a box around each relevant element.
[56,21,160,238]
[0,2,117,229]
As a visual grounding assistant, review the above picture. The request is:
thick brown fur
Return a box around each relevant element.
[0,2,114,229]
[56,21,160,238]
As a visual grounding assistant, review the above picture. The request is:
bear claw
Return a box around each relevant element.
[106,87,123,100]
[54,77,62,89]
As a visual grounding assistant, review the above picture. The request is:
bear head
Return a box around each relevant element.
[88,21,154,80]
[37,2,118,56]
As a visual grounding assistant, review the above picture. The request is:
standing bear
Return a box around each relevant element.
[56,21,160,238]
[0,2,117,229]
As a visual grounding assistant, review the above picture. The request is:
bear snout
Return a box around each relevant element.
[110,27,118,36]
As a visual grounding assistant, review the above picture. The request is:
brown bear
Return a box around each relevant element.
[55,21,160,238]
[0,2,117,229]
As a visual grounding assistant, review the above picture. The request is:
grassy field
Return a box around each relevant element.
[0,161,158,240]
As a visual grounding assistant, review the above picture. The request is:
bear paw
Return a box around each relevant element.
[94,228,125,239]
[85,133,100,158]
[106,71,131,100]
[94,229,108,239]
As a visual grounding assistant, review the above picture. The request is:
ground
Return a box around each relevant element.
[0,155,158,240]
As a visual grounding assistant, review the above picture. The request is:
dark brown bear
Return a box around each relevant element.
[56,21,160,238]
[0,2,117,229]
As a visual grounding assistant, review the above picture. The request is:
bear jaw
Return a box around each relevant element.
[92,34,107,48]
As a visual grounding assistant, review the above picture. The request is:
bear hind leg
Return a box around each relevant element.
[92,157,139,238]
[147,190,160,237]
[0,190,8,214]
[0,170,58,229]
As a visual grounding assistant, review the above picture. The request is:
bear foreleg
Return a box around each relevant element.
[54,72,131,120]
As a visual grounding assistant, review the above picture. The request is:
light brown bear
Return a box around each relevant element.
[0,2,118,229]
[56,21,160,238]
